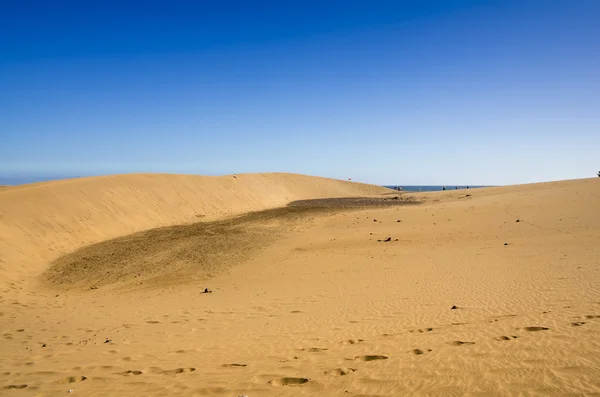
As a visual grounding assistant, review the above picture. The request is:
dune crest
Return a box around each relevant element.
[0,173,392,286]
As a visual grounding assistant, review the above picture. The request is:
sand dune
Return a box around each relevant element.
[0,173,392,287]
[1,176,600,396]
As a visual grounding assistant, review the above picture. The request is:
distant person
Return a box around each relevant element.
[467,186,469,189]
[233,174,237,179]
[442,186,446,191]
[455,186,458,190]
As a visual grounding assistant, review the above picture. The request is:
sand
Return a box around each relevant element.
[1,174,600,396]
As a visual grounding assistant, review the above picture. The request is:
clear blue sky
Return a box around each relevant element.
[1,0,598,185]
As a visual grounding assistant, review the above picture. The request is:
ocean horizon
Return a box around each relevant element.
[386,185,488,192]
[0,175,83,186]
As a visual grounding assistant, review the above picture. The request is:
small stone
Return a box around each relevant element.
[451,305,458,310]
[504,243,508,246]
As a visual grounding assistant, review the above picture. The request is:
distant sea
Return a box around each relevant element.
[0,175,80,186]
[385,185,487,192]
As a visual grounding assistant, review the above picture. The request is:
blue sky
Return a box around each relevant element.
[1,0,598,185]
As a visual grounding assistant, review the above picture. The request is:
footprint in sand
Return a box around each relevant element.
[300,347,328,352]
[410,327,434,333]
[524,326,549,331]
[495,336,519,341]
[341,339,364,345]
[4,385,27,390]
[449,341,475,346]
[411,348,431,355]
[325,367,356,376]
[163,367,196,375]
[120,370,143,376]
[58,376,87,384]
[585,315,600,319]
[221,363,247,368]
[355,355,388,362]
[269,377,309,386]
[146,320,161,324]
[572,322,586,326]
[34,371,58,376]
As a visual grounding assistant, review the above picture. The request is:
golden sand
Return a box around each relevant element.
[1,174,599,396]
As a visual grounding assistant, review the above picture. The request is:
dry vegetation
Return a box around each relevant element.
[43,196,418,289]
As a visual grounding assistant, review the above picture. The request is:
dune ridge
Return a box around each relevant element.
[0,173,392,287]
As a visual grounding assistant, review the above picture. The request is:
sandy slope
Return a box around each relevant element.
[0,173,392,287]
[1,176,600,396]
